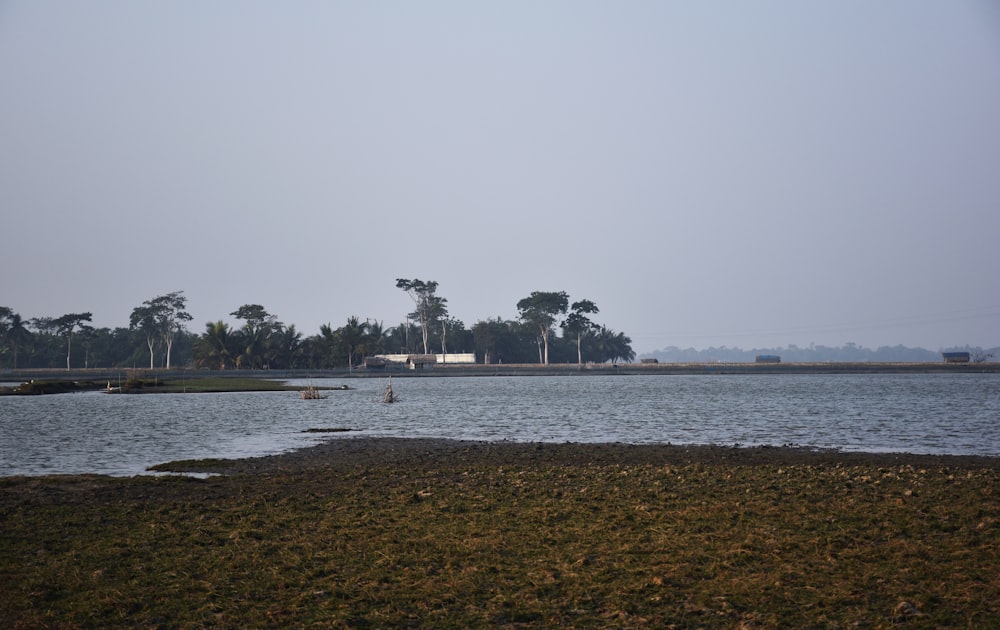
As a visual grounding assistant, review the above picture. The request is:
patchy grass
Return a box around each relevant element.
[1,444,998,628]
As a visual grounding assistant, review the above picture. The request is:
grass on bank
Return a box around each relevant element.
[2,453,998,628]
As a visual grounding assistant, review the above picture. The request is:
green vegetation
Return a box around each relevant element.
[130,291,191,370]
[0,282,635,371]
[2,443,998,627]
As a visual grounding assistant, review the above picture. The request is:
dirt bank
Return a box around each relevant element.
[149,436,1000,475]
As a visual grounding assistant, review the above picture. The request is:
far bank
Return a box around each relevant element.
[4,360,1000,385]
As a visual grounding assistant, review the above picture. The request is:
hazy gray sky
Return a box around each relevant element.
[2,1,999,353]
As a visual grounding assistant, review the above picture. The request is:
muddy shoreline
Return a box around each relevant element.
[5,437,999,627]
[150,437,1000,476]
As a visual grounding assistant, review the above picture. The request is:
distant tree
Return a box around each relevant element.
[194,321,235,370]
[230,304,275,332]
[1,308,32,369]
[267,324,303,369]
[129,292,192,369]
[427,296,450,355]
[384,321,419,354]
[562,299,600,366]
[338,316,368,369]
[51,312,93,370]
[395,279,441,355]
[591,326,635,364]
[153,292,192,369]
[23,317,57,367]
[0,307,10,354]
[230,304,280,369]
[473,317,511,364]
[971,350,994,363]
[0,307,10,367]
[318,323,339,367]
[516,291,569,364]
[129,303,161,368]
[297,334,329,370]
[365,320,387,357]
[76,325,99,369]
[441,317,472,355]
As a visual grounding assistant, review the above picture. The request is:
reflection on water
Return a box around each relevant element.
[1,374,997,476]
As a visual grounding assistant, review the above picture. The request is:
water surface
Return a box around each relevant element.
[1,374,996,476]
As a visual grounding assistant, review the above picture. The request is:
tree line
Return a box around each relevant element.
[0,281,634,370]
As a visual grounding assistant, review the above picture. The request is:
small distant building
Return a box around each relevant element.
[405,354,436,369]
[370,353,476,369]
[640,358,659,364]
[755,355,781,364]
[942,352,970,363]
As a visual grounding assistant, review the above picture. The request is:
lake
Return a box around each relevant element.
[1,373,997,476]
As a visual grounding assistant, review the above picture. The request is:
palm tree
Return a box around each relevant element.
[236,330,263,368]
[194,321,234,370]
[319,323,339,367]
[4,312,32,369]
[339,316,368,369]
[365,320,387,357]
[592,326,635,364]
[268,324,303,369]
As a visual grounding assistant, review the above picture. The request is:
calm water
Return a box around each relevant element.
[1,374,997,477]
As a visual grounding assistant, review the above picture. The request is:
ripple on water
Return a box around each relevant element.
[1,373,997,475]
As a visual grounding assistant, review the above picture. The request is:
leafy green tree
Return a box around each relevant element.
[104,327,144,368]
[441,317,472,355]
[427,296,450,355]
[76,325,98,368]
[27,317,58,367]
[51,312,93,370]
[516,291,569,364]
[230,304,274,333]
[562,299,600,366]
[129,292,192,369]
[473,318,503,364]
[129,303,160,368]
[472,317,538,364]
[230,305,279,369]
[395,279,442,355]
[153,292,192,369]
